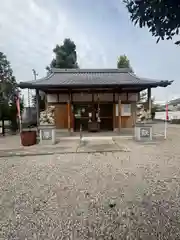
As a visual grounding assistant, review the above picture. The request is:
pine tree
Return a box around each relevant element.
[117,55,133,72]
[46,38,78,73]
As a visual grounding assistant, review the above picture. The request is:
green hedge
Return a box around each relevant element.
[171,119,180,124]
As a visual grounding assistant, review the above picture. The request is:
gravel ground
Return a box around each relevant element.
[1,125,180,239]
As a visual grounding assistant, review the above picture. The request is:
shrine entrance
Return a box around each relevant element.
[73,103,113,132]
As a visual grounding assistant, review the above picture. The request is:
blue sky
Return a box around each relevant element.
[0,0,179,103]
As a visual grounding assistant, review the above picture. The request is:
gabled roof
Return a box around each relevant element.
[18,68,173,90]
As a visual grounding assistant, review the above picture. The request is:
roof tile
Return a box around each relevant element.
[19,68,173,89]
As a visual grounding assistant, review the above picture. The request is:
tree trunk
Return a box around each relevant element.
[2,118,5,136]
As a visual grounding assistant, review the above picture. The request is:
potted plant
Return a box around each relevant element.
[20,108,37,146]
[20,124,37,146]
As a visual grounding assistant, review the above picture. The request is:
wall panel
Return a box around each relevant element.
[54,104,68,129]
[72,93,92,102]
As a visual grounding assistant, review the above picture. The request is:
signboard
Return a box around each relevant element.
[121,104,131,116]
[47,94,58,103]
[41,129,52,140]
[115,104,119,117]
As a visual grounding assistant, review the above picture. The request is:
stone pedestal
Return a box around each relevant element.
[135,123,152,141]
[39,125,56,144]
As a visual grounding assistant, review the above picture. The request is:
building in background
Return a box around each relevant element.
[21,107,37,126]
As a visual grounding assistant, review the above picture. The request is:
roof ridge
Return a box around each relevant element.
[52,68,130,73]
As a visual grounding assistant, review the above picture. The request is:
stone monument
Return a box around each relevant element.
[39,106,56,144]
[135,106,153,141]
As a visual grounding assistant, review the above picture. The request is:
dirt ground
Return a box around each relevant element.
[0,124,180,239]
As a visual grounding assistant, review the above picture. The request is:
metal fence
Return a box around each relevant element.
[0,120,10,135]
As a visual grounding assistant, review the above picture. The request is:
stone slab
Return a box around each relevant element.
[0,137,80,157]
[77,139,130,153]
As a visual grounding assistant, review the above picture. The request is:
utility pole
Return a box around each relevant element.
[32,69,38,106]
[28,69,38,107]
[32,69,39,132]
[32,69,38,81]
[27,69,38,120]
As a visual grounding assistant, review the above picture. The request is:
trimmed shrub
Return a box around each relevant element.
[171,119,180,124]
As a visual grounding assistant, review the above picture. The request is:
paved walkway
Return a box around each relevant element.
[0,135,130,157]
[0,122,174,157]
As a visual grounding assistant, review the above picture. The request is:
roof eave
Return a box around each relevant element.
[18,81,172,90]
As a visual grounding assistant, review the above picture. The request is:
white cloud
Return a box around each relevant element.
[0,0,179,104]
[0,0,108,105]
[0,0,108,85]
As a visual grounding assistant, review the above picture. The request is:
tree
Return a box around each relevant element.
[8,98,24,132]
[117,55,130,68]
[0,52,21,134]
[124,0,180,45]
[117,55,133,72]
[46,38,78,72]
[0,52,17,99]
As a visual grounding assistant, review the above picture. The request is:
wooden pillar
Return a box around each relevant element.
[70,93,74,131]
[45,92,48,109]
[147,88,152,112]
[131,102,136,127]
[92,92,95,122]
[113,93,115,131]
[67,98,71,133]
[36,89,40,127]
[118,95,121,132]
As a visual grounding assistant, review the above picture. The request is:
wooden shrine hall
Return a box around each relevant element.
[19,68,172,133]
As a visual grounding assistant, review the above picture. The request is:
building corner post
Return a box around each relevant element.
[118,95,121,132]
[67,98,71,134]
[36,89,40,128]
[147,87,152,113]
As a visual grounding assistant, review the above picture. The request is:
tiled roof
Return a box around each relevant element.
[169,98,180,105]
[19,68,173,89]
